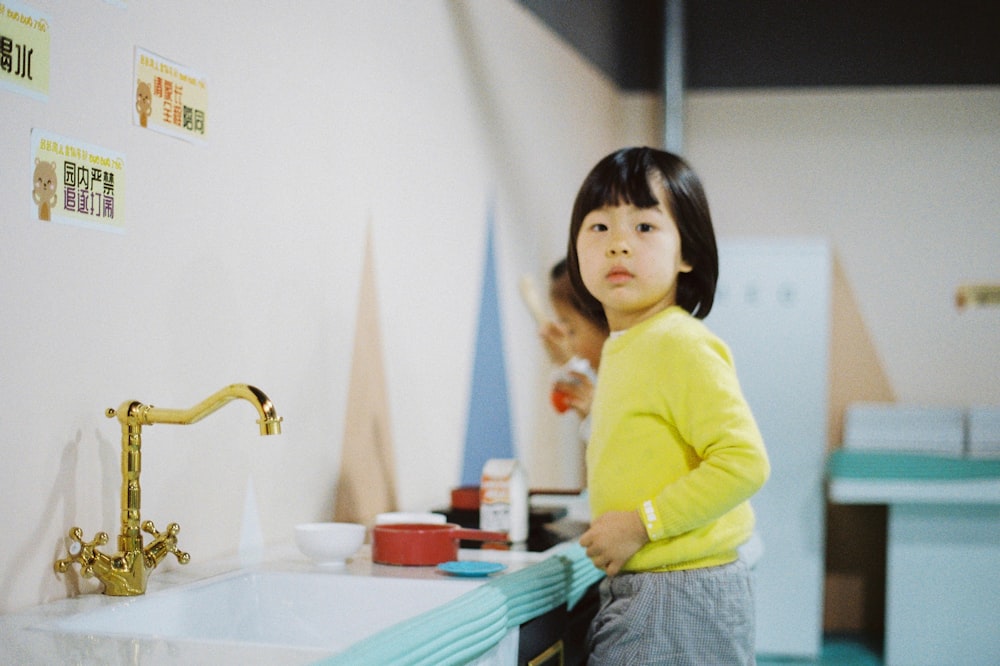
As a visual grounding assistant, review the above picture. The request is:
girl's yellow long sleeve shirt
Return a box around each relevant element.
[587,306,770,572]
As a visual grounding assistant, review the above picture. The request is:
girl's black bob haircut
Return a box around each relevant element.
[566,146,719,320]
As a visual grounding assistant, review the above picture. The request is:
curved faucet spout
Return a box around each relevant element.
[113,383,283,435]
[56,383,282,596]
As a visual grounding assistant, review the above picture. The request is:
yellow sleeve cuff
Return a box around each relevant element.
[640,499,666,541]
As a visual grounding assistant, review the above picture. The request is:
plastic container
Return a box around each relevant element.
[450,485,481,510]
[550,357,596,414]
[479,459,528,543]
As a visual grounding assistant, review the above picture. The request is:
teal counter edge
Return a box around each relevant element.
[827,449,1000,481]
[314,543,604,666]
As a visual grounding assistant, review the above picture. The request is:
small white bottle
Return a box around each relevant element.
[480,459,528,544]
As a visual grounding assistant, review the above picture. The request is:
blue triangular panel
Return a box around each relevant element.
[461,213,514,485]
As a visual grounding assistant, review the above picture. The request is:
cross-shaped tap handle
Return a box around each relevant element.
[54,527,110,577]
[142,520,191,565]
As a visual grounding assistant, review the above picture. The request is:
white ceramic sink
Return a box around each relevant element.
[38,570,482,652]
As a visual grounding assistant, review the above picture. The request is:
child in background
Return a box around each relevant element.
[539,258,608,421]
[568,147,770,665]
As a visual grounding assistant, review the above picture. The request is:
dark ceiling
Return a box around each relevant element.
[518,0,1000,91]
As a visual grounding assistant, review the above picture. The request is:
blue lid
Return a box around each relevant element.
[436,561,506,577]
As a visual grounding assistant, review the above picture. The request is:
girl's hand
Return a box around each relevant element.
[552,371,595,417]
[540,321,573,365]
[579,510,648,577]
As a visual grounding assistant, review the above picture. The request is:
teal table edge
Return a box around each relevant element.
[827,449,1000,481]
[314,543,604,666]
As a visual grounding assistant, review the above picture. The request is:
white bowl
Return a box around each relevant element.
[295,522,365,566]
[374,512,447,525]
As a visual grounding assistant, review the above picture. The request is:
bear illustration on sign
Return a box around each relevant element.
[136,80,152,128]
[32,158,57,221]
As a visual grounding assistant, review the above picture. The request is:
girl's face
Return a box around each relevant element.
[575,180,691,331]
[552,299,606,370]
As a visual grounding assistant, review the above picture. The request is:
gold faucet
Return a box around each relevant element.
[55,384,282,596]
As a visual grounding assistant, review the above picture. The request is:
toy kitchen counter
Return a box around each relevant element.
[827,449,1000,666]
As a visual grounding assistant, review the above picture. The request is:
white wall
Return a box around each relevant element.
[685,87,1000,407]
[0,0,655,613]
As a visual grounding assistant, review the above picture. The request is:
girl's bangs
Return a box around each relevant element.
[581,158,660,214]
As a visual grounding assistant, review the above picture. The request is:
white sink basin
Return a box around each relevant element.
[38,570,482,652]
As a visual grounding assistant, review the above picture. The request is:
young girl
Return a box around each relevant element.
[569,147,770,665]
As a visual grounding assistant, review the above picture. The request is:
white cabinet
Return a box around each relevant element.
[709,238,830,658]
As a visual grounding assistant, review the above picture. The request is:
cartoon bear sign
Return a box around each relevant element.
[33,158,57,221]
[136,79,151,128]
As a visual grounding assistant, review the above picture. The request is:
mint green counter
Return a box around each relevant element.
[827,449,1000,665]
[827,449,1000,505]
[316,543,603,666]
[828,448,1000,481]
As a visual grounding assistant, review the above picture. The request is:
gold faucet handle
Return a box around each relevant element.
[54,527,109,577]
[142,520,191,566]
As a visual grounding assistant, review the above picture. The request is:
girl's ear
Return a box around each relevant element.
[679,258,694,274]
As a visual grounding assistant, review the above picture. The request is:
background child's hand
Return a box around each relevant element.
[579,509,648,577]
[539,321,573,365]
[552,371,595,417]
